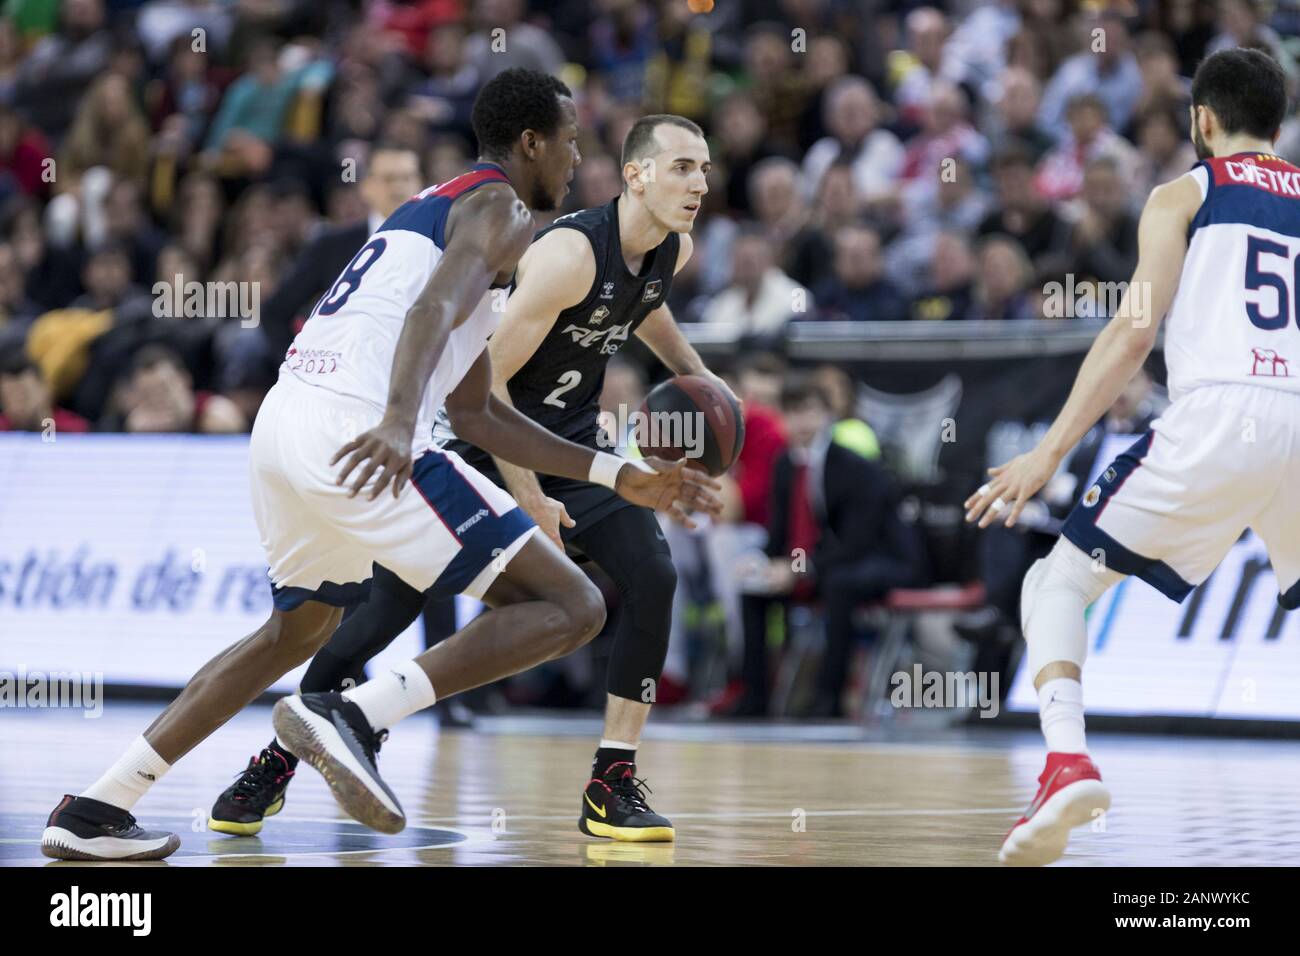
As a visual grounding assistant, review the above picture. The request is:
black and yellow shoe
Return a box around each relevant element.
[578,761,674,842]
[208,748,295,836]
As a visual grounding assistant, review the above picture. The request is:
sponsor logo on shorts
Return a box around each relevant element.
[456,509,490,535]
[1083,485,1102,507]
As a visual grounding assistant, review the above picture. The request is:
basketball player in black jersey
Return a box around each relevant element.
[208,114,733,842]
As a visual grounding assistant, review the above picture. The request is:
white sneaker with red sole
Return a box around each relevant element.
[1000,752,1110,866]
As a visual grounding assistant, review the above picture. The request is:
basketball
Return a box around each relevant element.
[687,0,714,13]
[637,374,745,477]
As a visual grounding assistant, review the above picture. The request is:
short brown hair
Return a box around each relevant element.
[621,114,705,177]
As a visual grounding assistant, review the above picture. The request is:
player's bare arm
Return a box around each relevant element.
[634,233,740,406]
[485,227,597,545]
[965,172,1202,528]
[446,348,724,528]
[332,184,534,500]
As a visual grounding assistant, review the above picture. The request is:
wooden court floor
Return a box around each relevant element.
[3,703,1299,866]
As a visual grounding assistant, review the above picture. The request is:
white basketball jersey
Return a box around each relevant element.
[282,164,514,451]
[1165,153,1300,401]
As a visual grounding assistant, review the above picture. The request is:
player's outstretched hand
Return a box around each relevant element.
[964,447,1059,529]
[331,420,415,501]
[615,457,724,529]
[525,495,575,550]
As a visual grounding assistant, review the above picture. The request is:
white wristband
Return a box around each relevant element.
[588,451,650,489]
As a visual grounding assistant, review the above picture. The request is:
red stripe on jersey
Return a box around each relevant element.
[1208,153,1300,197]
[431,168,510,199]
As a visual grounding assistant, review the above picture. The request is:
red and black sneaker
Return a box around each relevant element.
[579,762,674,842]
[209,748,295,836]
[1000,752,1110,866]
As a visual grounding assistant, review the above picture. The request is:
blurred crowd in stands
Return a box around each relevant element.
[0,0,1294,716]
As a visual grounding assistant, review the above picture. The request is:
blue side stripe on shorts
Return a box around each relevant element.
[410,451,535,599]
[270,576,373,611]
[1062,430,1194,603]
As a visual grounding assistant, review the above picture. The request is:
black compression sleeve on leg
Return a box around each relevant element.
[298,565,430,693]
[568,507,677,703]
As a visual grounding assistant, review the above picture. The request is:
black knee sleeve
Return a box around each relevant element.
[299,564,428,693]
[605,551,677,701]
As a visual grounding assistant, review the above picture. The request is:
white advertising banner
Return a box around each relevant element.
[1006,433,1300,720]
[0,434,426,691]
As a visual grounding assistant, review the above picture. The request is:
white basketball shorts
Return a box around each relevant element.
[1062,382,1300,607]
[248,372,537,610]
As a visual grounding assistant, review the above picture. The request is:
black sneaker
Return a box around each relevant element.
[209,748,295,836]
[271,692,405,834]
[579,761,674,842]
[41,794,181,861]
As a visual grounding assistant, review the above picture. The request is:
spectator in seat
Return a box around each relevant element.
[977,143,1070,276]
[748,156,809,268]
[1132,102,1198,205]
[814,222,908,322]
[970,235,1035,321]
[786,159,863,293]
[115,344,245,433]
[1034,93,1141,203]
[733,376,923,717]
[801,75,904,210]
[987,66,1054,162]
[911,230,978,321]
[1037,10,1143,142]
[702,225,812,338]
[1067,155,1140,291]
[0,353,90,433]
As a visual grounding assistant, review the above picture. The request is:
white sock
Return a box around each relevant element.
[598,738,638,751]
[80,735,171,812]
[342,659,437,731]
[1038,678,1088,754]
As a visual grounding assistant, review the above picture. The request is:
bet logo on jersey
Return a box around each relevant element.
[560,321,632,355]
[642,279,662,303]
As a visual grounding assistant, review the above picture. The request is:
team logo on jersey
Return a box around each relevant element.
[1250,347,1292,377]
[641,279,662,303]
[600,282,615,299]
[588,305,610,326]
[1083,485,1102,507]
[560,321,632,354]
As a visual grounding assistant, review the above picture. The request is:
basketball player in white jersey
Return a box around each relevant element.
[965,48,1298,866]
[40,68,721,860]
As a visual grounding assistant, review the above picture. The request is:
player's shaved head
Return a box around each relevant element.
[620,114,705,179]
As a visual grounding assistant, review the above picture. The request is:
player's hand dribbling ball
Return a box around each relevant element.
[638,374,746,478]
[687,0,714,13]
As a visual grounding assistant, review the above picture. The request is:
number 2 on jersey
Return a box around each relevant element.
[544,370,582,408]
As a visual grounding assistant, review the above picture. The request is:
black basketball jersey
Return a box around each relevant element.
[505,198,680,446]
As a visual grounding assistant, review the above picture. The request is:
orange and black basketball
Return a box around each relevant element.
[637,374,745,477]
